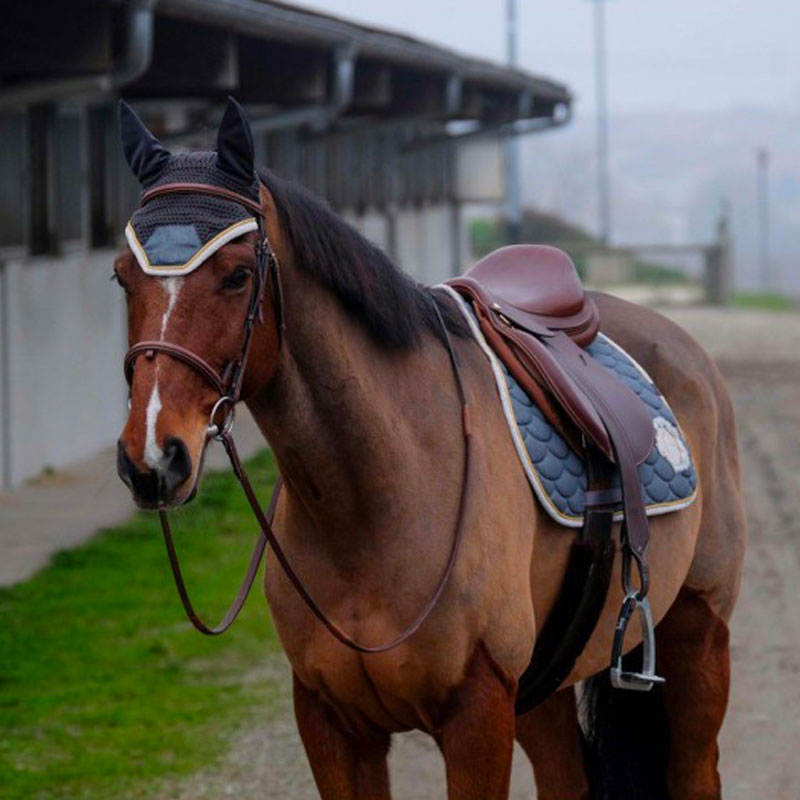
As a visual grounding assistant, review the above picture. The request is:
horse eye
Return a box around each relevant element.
[223,267,251,291]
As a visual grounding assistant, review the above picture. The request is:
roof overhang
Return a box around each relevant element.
[0,0,572,132]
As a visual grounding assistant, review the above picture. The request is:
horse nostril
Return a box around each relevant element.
[161,437,192,493]
[116,439,135,489]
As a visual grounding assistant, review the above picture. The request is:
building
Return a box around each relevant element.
[0,0,571,489]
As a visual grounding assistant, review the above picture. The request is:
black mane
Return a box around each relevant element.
[258,168,467,349]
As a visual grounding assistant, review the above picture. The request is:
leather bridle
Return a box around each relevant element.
[124,181,473,649]
[124,182,284,423]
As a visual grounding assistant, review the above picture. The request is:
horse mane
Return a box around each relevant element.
[257,167,467,349]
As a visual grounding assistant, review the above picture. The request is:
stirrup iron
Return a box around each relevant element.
[610,592,665,691]
[610,546,664,691]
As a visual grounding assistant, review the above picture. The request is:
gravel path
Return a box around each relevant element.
[168,306,800,799]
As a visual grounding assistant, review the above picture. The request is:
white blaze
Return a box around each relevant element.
[144,278,183,469]
[160,277,182,337]
[143,384,163,469]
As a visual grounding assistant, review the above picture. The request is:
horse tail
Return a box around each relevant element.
[580,649,670,800]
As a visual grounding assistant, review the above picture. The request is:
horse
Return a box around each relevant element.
[114,99,746,799]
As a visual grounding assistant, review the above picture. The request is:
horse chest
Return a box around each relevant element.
[265,568,474,732]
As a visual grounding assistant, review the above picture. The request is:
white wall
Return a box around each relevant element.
[343,203,458,283]
[359,210,390,253]
[0,251,127,488]
[391,203,457,284]
[394,208,422,280]
[417,204,456,285]
[0,201,466,489]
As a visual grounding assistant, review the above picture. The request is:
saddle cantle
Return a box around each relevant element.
[445,244,665,709]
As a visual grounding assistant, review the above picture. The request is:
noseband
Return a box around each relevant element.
[123,182,473,649]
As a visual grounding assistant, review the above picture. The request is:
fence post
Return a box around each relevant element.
[705,211,733,306]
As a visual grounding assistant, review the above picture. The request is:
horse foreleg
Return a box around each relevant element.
[292,672,391,800]
[656,590,730,800]
[515,688,590,800]
[437,644,517,800]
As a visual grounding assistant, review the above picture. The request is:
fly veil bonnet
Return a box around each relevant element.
[121,97,263,277]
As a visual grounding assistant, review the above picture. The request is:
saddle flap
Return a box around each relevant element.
[497,323,615,461]
[544,332,656,466]
[459,291,655,468]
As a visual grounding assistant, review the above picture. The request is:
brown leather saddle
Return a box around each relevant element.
[446,245,665,710]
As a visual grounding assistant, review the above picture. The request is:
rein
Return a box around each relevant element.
[125,182,473,649]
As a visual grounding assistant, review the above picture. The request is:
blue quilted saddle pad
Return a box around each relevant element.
[443,287,698,528]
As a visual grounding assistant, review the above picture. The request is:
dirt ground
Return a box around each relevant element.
[174,306,800,800]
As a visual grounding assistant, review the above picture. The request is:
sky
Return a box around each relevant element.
[289,1,799,293]
[290,0,800,115]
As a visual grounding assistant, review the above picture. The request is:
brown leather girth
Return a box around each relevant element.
[515,448,616,714]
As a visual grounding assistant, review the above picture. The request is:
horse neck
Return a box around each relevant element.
[246,263,464,559]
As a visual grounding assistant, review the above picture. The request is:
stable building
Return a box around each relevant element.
[0,0,571,489]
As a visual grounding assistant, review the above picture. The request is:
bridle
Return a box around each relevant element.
[123,181,474,650]
[124,182,284,429]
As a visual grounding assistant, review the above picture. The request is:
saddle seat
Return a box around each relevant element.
[453,245,600,347]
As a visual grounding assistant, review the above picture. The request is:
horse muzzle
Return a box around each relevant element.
[117,436,193,509]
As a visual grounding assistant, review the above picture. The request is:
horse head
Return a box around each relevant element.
[114,98,281,508]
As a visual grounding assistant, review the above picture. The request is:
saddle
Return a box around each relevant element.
[446,245,664,710]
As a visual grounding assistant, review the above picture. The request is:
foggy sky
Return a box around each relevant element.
[291,0,799,116]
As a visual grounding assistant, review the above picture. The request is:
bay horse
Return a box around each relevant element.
[114,99,746,799]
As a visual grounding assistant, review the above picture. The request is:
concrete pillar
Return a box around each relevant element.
[705,212,733,306]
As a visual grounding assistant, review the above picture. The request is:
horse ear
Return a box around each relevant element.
[118,100,171,184]
[217,97,255,182]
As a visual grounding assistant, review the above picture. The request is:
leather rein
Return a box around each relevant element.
[124,181,473,650]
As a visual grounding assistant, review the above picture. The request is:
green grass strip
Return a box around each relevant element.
[730,290,796,311]
[0,451,282,800]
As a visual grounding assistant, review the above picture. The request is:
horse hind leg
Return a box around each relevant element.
[656,588,730,800]
[515,688,590,800]
[292,673,391,800]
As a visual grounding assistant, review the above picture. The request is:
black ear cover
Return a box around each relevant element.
[118,100,171,184]
[216,96,255,182]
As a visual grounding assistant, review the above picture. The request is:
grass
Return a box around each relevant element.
[730,290,796,311]
[0,450,282,800]
[632,259,691,286]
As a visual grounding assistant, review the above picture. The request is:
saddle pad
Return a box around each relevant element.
[441,286,698,528]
